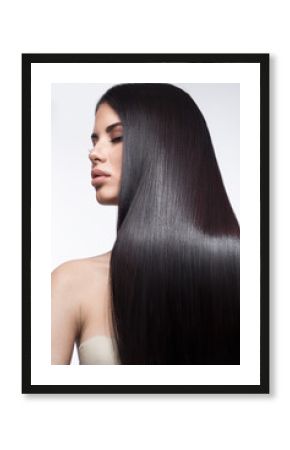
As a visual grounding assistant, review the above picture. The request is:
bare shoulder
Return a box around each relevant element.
[52,251,111,282]
[51,251,112,360]
[51,251,112,309]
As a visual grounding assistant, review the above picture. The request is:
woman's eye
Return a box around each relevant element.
[111,136,123,143]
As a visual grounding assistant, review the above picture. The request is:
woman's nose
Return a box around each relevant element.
[88,145,106,162]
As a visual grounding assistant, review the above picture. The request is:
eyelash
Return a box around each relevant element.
[91,136,123,147]
[111,136,123,143]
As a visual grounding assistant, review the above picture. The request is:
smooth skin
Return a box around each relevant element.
[51,102,123,364]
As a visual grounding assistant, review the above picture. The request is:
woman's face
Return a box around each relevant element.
[89,102,123,205]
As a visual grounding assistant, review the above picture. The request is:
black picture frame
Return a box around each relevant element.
[22,53,269,394]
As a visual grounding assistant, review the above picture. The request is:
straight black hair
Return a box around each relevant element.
[95,83,240,364]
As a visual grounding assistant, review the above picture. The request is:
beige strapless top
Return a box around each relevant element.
[77,335,120,365]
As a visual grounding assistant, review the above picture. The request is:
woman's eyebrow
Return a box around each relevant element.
[91,122,123,140]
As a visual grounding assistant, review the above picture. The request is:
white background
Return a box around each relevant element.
[1,1,287,449]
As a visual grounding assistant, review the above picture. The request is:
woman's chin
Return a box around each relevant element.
[95,190,118,205]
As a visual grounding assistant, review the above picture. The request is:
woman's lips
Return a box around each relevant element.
[91,175,111,186]
[91,168,111,177]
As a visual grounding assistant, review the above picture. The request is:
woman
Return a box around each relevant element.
[51,83,240,365]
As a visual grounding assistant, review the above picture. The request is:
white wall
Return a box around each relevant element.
[1,1,287,450]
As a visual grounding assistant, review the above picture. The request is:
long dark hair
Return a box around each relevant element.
[95,83,240,364]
